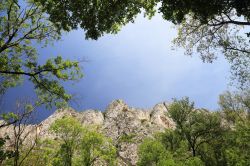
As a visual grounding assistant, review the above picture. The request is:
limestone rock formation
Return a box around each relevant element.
[0,100,175,165]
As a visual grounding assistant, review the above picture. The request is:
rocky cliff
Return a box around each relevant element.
[0,100,175,165]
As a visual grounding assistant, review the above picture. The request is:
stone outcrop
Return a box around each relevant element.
[0,100,175,165]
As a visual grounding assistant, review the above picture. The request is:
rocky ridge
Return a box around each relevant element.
[1,100,175,165]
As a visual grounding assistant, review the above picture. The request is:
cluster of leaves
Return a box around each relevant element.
[159,0,250,24]
[158,0,250,88]
[35,0,157,40]
[0,0,83,108]
[138,95,250,166]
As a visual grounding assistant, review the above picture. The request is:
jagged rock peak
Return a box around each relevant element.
[151,102,175,128]
[40,100,175,130]
[104,99,129,118]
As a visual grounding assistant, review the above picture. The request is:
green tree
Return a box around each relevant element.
[50,116,116,166]
[0,101,39,166]
[137,138,176,166]
[218,90,250,166]
[50,116,83,166]
[0,0,83,109]
[18,139,60,166]
[168,98,225,157]
[76,129,116,166]
[138,95,250,166]
[137,137,204,166]
[219,90,250,122]
[159,0,250,88]
[0,136,14,165]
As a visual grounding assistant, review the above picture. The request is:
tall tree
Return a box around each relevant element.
[218,90,250,166]
[219,90,250,123]
[50,116,83,166]
[167,98,225,157]
[0,101,39,166]
[78,128,117,166]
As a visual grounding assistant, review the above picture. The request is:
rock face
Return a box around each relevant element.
[0,100,175,166]
[101,100,175,165]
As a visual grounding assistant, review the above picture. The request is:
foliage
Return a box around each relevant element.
[159,0,250,24]
[137,138,175,166]
[1,116,116,166]
[168,97,225,157]
[0,95,249,166]
[35,0,157,40]
[3,138,71,166]
[137,137,204,166]
[159,0,250,88]
[218,90,250,166]
[138,96,250,166]
[50,116,83,166]
[76,128,117,166]
[0,0,83,108]
[1,0,249,108]
[50,116,83,141]
[50,116,116,166]
[219,90,250,122]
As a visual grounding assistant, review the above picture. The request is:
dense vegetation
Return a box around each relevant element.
[138,93,250,166]
[1,116,117,166]
[0,92,249,165]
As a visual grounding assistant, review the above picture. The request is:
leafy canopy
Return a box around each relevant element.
[35,0,157,40]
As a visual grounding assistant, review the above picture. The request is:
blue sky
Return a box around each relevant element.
[2,14,231,120]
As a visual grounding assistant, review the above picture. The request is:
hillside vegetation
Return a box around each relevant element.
[1,91,249,166]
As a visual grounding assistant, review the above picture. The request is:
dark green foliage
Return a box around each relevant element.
[36,0,157,40]
[159,0,250,24]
